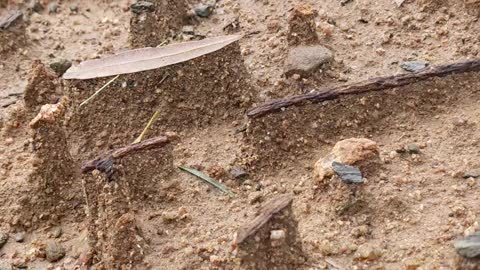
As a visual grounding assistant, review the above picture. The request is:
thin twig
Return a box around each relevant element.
[79,75,119,107]
[132,110,160,144]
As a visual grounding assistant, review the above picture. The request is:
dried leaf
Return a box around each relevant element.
[63,35,243,80]
[178,166,235,197]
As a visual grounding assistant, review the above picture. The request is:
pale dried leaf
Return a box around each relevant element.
[63,35,243,80]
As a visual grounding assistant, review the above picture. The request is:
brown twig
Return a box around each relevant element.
[235,194,292,244]
[247,59,480,118]
[81,134,176,175]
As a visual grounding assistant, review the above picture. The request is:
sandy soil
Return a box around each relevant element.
[0,0,479,269]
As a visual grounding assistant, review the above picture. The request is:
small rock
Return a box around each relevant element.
[332,162,363,184]
[405,144,421,154]
[284,45,333,77]
[455,231,480,258]
[69,5,78,13]
[50,59,72,76]
[0,261,12,270]
[400,61,429,72]
[0,232,8,249]
[354,244,382,261]
[4,137,14,145]
[52,227,62,238]
[45,241,66,262]
[270,230,286,240]
[14,232,25,242]
[130,1,155,14]
[314,138,379,182]
[194,4,214,18]
[463,169,480,179]
[30,1,44,13]
[162,211,178,223]
[230,166,248,179]
[47,2,58,14]
[182,25,195,34]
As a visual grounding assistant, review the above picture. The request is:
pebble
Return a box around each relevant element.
[354,244,382,261]
[194,4,214,18]
[284,45,333,77]
[405,144,421,154]
[463,169,480,179]
[14,232,25,242]
[0,232,8,249]
[50,59,72,76]
[52,227,62,238]
[400,61,429,72]
[270,230,286,240]
[30,1,44,13]
[47,2,58,14]
[130,1,155,14]
[0,261,12,270]
[455,231,480,258]
[45,241,66,262]
[230,166,248,179]
[69,5,78,13]
[4,137,13,145]
[332,162,363,184]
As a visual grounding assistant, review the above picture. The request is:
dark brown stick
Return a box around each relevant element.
[247,59,480,118]
[81,134,176,174]
[235,194,292,244]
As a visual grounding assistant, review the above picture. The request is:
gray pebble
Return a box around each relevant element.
[230,166,248,179]
[332,161,363,184]
[130,1,155,14]
[45,241,66,262]
[400,61,429,72]
[14,232,25,243]
[194,4,214,18]
[463,169,480,179]
[69,5,78,13]
[50,59,72,76]
[284,45,333,77]
[455,232,480,258]
[52,227,62,238]
[47,2,58,14]
[405,144,421,154]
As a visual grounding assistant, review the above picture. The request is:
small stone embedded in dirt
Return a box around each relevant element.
[332,161,363,184]
[0,261,12,270]
[45,241,66,262]
[455,231,480,258]
[130,1,155,14]
[182,25,195,34]
[14,232,25,242]
[230,166,248,179]
[52,227,62,238]
[69,4,78,13]
[50,59,72,76]
[47,2,58,14]
[270,230,286,240]
[30,1,44,13]
[4,137,13,145]
[162,211,178,223]
[400,61,429,72]
[314,138,379,182]
[194,4,214,18]
[354,244,382,261]
[463,169,480,179]
[0,232,8,249]
[405,143,421,154]
[284,45,333,77]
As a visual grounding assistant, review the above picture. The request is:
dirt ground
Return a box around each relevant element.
[0,0,480,269]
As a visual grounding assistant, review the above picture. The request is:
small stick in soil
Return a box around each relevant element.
[82,134,176,174]
[132,110,160,144]
[247,59,480,118]
[79,74,119,107]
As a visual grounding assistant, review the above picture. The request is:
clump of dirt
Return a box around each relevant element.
[233,194,305,270]
[65,42,256,161]
[129,0,188,48]
[12,98,82,230]
[287,4,319,46]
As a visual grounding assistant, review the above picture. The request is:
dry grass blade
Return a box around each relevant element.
[63,35,243,79]
[178,166,235,197]
[132,110,160,144]
[79,75,119,107]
